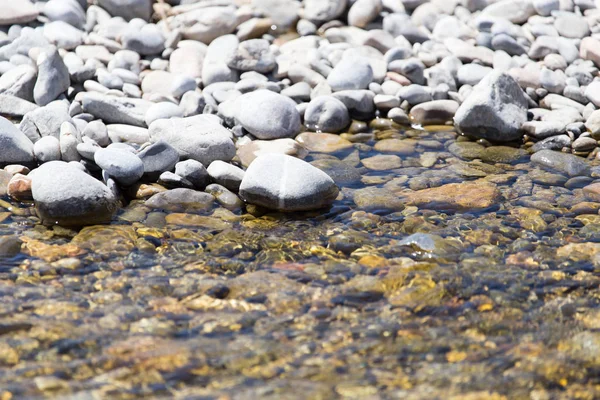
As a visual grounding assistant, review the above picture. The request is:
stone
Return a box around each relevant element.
[121,23,165,55]
[353,187,405,212]
[585,81,600,108]
[43,20,84,50]
[296,132,353,153]
[310,158,361,187]
[34,136,61,163]
[43,0,86,29]
[454,71,527,142]
[149,115,236,166]
[0,95,38,118]
[304,0,347,22]
[34,47,70,107]
[175,159,210,190]
[97,0,152,21]
[168,6,238,44]
[0,65,36,102]
[580,37,600,68]
[7,173,32,201]
[481,0,536,24]
[531,149,591,177]
[555,13,589,39]
[145,102,184,126]
[31,161,118,226]
[373,139,416,155]
[207,160,245,192]
[348,0,383,28]
[0,0,39,24]
[237,138,308,167]
[0,116,34,167]
[137,141,180,180]
[95,148,145,186]
[145,188,214,212]
[81,93,153,127]
[401,181,501,211]
[362,154,402,170]
[234,90,301,140]
[59,121,81,162]
[107,124,149,144]
[226,39,275,73]
[82,120,109,147]
[239,154,339,211]
[304,96,351,133]
[327,56,373,91]
[410,100,459,125]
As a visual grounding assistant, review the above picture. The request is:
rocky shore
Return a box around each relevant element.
[1,0,600,225]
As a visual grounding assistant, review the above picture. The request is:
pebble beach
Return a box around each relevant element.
[2,0,600,398]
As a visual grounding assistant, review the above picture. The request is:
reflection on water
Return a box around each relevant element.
[1,124,600,399]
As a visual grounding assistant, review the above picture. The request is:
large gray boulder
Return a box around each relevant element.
[149,115,236,166]
[454,71,527,142]
[234,90,301,139]
[0,116,35,167]
[239,154,339,211]
[31,161,118,226]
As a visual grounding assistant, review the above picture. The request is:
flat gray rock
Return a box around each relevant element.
[31,161,118,226]
[137,140,180,180]
[0,95,38,118]
[149,115,236,166]
[206,160,245,192]
[0,116,35,167]
[34,136,61,163]
[175,159,210,190]
[226,39,276,73]
[81,92,153,127]
[97,0,152,21]
[454,71,527,142]
[20,100,74,142]
[531,149,590,177]
[145,188,215,212]
[234,90,301,139]
[328,57,373,91]
[94,148,145,186]
[0,65,37,102]
[239,154,339,212]
[121,23,165,56]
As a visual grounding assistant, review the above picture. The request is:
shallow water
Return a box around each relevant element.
[2,122,600,399]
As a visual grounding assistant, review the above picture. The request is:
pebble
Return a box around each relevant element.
[0,0,39,25]
[304,96,351,133]
[531,149,591,177]
[137,140,180,180]
[175,160,210,190]
[207,160,245,192]
[94,148,145,186]
[145,188,214,212]
[96,0,152,21]
[234,90,301,139]
[239,154,339,211]
[34,47,70,106]
[33,136,61,163]
[149,115,236,167]
[81,92,153,127]
[0,116,34,166]
[31,161,117,226]
[328,56,373,91]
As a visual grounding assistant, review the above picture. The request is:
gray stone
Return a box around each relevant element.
[207,160,245,192]
[82,120,109,147]
[304,96,350,133]
[145,188,214,212]
[540,68,566,94]
[585,81,600,108]
[239,153,339,211]
[388,58,425,85]
[0,116,34,166]
[20,100,73,143]
[94,148,145,186]
[304,0,348,22]
[175,159,210,190]
[43,20,84,50]
[44,0,86,29]
[145,102,184,126]
[454,71,528,142]
[457,64,493,86]
[59,121,81,162]
[204,183,243,210]
[331,90,376,120]
[348,0,383,28]
[0,0,39,24]
[0,65,36,102]
[398,84,432,105]
[531,149,590,177]
[31,161,118,226]
[34,136,61,163]
[97,0,152,21]
[555,13,589,39]
[531,134,571,152]
[121,23,165,55]
[81,92,154,127]
[234,90,301,139]
[34,47,70,106]
[481,0,536,24]
[572,136,597,152]
[410,100,459,125]
[137,140,180,180]
[106,124,149,144]
[533,0,559,16]
[0,95,38,118]
[168,7,238,44]
[327,57,373,91]
[226,39,276,73]
[149,115,236,166]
